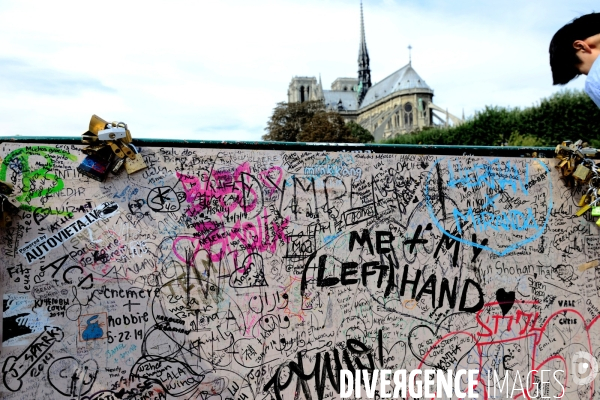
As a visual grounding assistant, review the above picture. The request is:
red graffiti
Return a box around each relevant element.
[416,301,598,400]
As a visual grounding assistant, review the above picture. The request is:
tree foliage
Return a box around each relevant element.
[380,89,600,146]
[263,100,357,143]
[347,121,374,143]
[263,100,325,142]
[297,111,357,143]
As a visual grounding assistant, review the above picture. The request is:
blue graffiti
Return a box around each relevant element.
[447,158,529,195]
[425,157,552,256]
[323,232,342,246]
[453,207,539,234]
[82,315,103,340]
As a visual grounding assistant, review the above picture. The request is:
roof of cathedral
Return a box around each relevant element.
[358,1,369,67]
[359,63,432,109]
[323,90,359,111]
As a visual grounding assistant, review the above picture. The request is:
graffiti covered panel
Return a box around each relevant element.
[0,142,598,399]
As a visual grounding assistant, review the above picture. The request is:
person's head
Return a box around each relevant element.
[550,12,600,85]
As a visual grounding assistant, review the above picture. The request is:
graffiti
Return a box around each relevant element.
[425,157,553,256]
[147,186,186,213]
[2,326,64,391]
[47,357,98,397]
[0,146,78,216]
[1,143,600,400]
[17,201,119,263]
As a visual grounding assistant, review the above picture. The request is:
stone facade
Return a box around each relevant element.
[287,3,460,142]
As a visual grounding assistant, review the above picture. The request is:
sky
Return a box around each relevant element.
[0,0,595,142]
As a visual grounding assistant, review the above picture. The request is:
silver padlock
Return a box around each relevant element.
[98,125,127,141]
[110,157,126,175]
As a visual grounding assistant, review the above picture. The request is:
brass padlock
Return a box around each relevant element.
[577,202,593,216]
[573,163,592,183]
[556,158,568,170]
[563,158,576,176]
[125,144,147,174]
[107,140,127,159]
[118,139,136,160]
[89,114,109,135]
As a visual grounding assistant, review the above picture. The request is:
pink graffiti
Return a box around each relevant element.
[177,162,260,218]
[173,209,290,263]
[259,166,284,197]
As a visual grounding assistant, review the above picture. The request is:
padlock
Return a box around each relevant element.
[0,195,19,228]
[593,207,600,217]
[110,157,126,175]
[77,146,113,182]
[577,203,593,216]
[89,114,109,134]
[84,116,135,159]
[118,139,136,160]
[124,144,147,174]
[579,193,591,207]
[581,147,598,157]
[563,158,576,176]
[0,211,11,228]
[110,122,133,144]
[573,163,592,183]
[98,125,127,141]
[107,140,127,159]
[556,158,569,170]
[81,144,106,155]
[2,196,19,214]
[0,180,13,195]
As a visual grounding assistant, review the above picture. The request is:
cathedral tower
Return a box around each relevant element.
[357,1,372,105]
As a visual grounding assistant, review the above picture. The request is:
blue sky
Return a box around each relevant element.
[0,0,594,141]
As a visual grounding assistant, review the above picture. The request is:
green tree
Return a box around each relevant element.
[297,111,357,143]
[346,121,374,143]
[380,89,600,146]
[263,100,357,143]
[263,100,326,142]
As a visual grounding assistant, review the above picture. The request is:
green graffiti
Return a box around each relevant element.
[0,146,78,216]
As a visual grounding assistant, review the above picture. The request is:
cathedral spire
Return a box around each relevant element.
[357,0,371,105]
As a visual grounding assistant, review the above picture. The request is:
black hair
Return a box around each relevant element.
[549,12,600,85]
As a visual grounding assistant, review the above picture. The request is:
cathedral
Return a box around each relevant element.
[287,2,462,142]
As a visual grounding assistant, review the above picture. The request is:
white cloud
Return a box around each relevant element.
[0,0,594,141]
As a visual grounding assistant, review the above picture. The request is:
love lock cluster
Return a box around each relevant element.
[555,140,600,223]
[78,115,147,182]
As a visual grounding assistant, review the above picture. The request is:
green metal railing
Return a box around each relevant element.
[0,136,555,158]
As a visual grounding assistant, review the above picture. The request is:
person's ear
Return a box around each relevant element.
[573,40,592,54]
